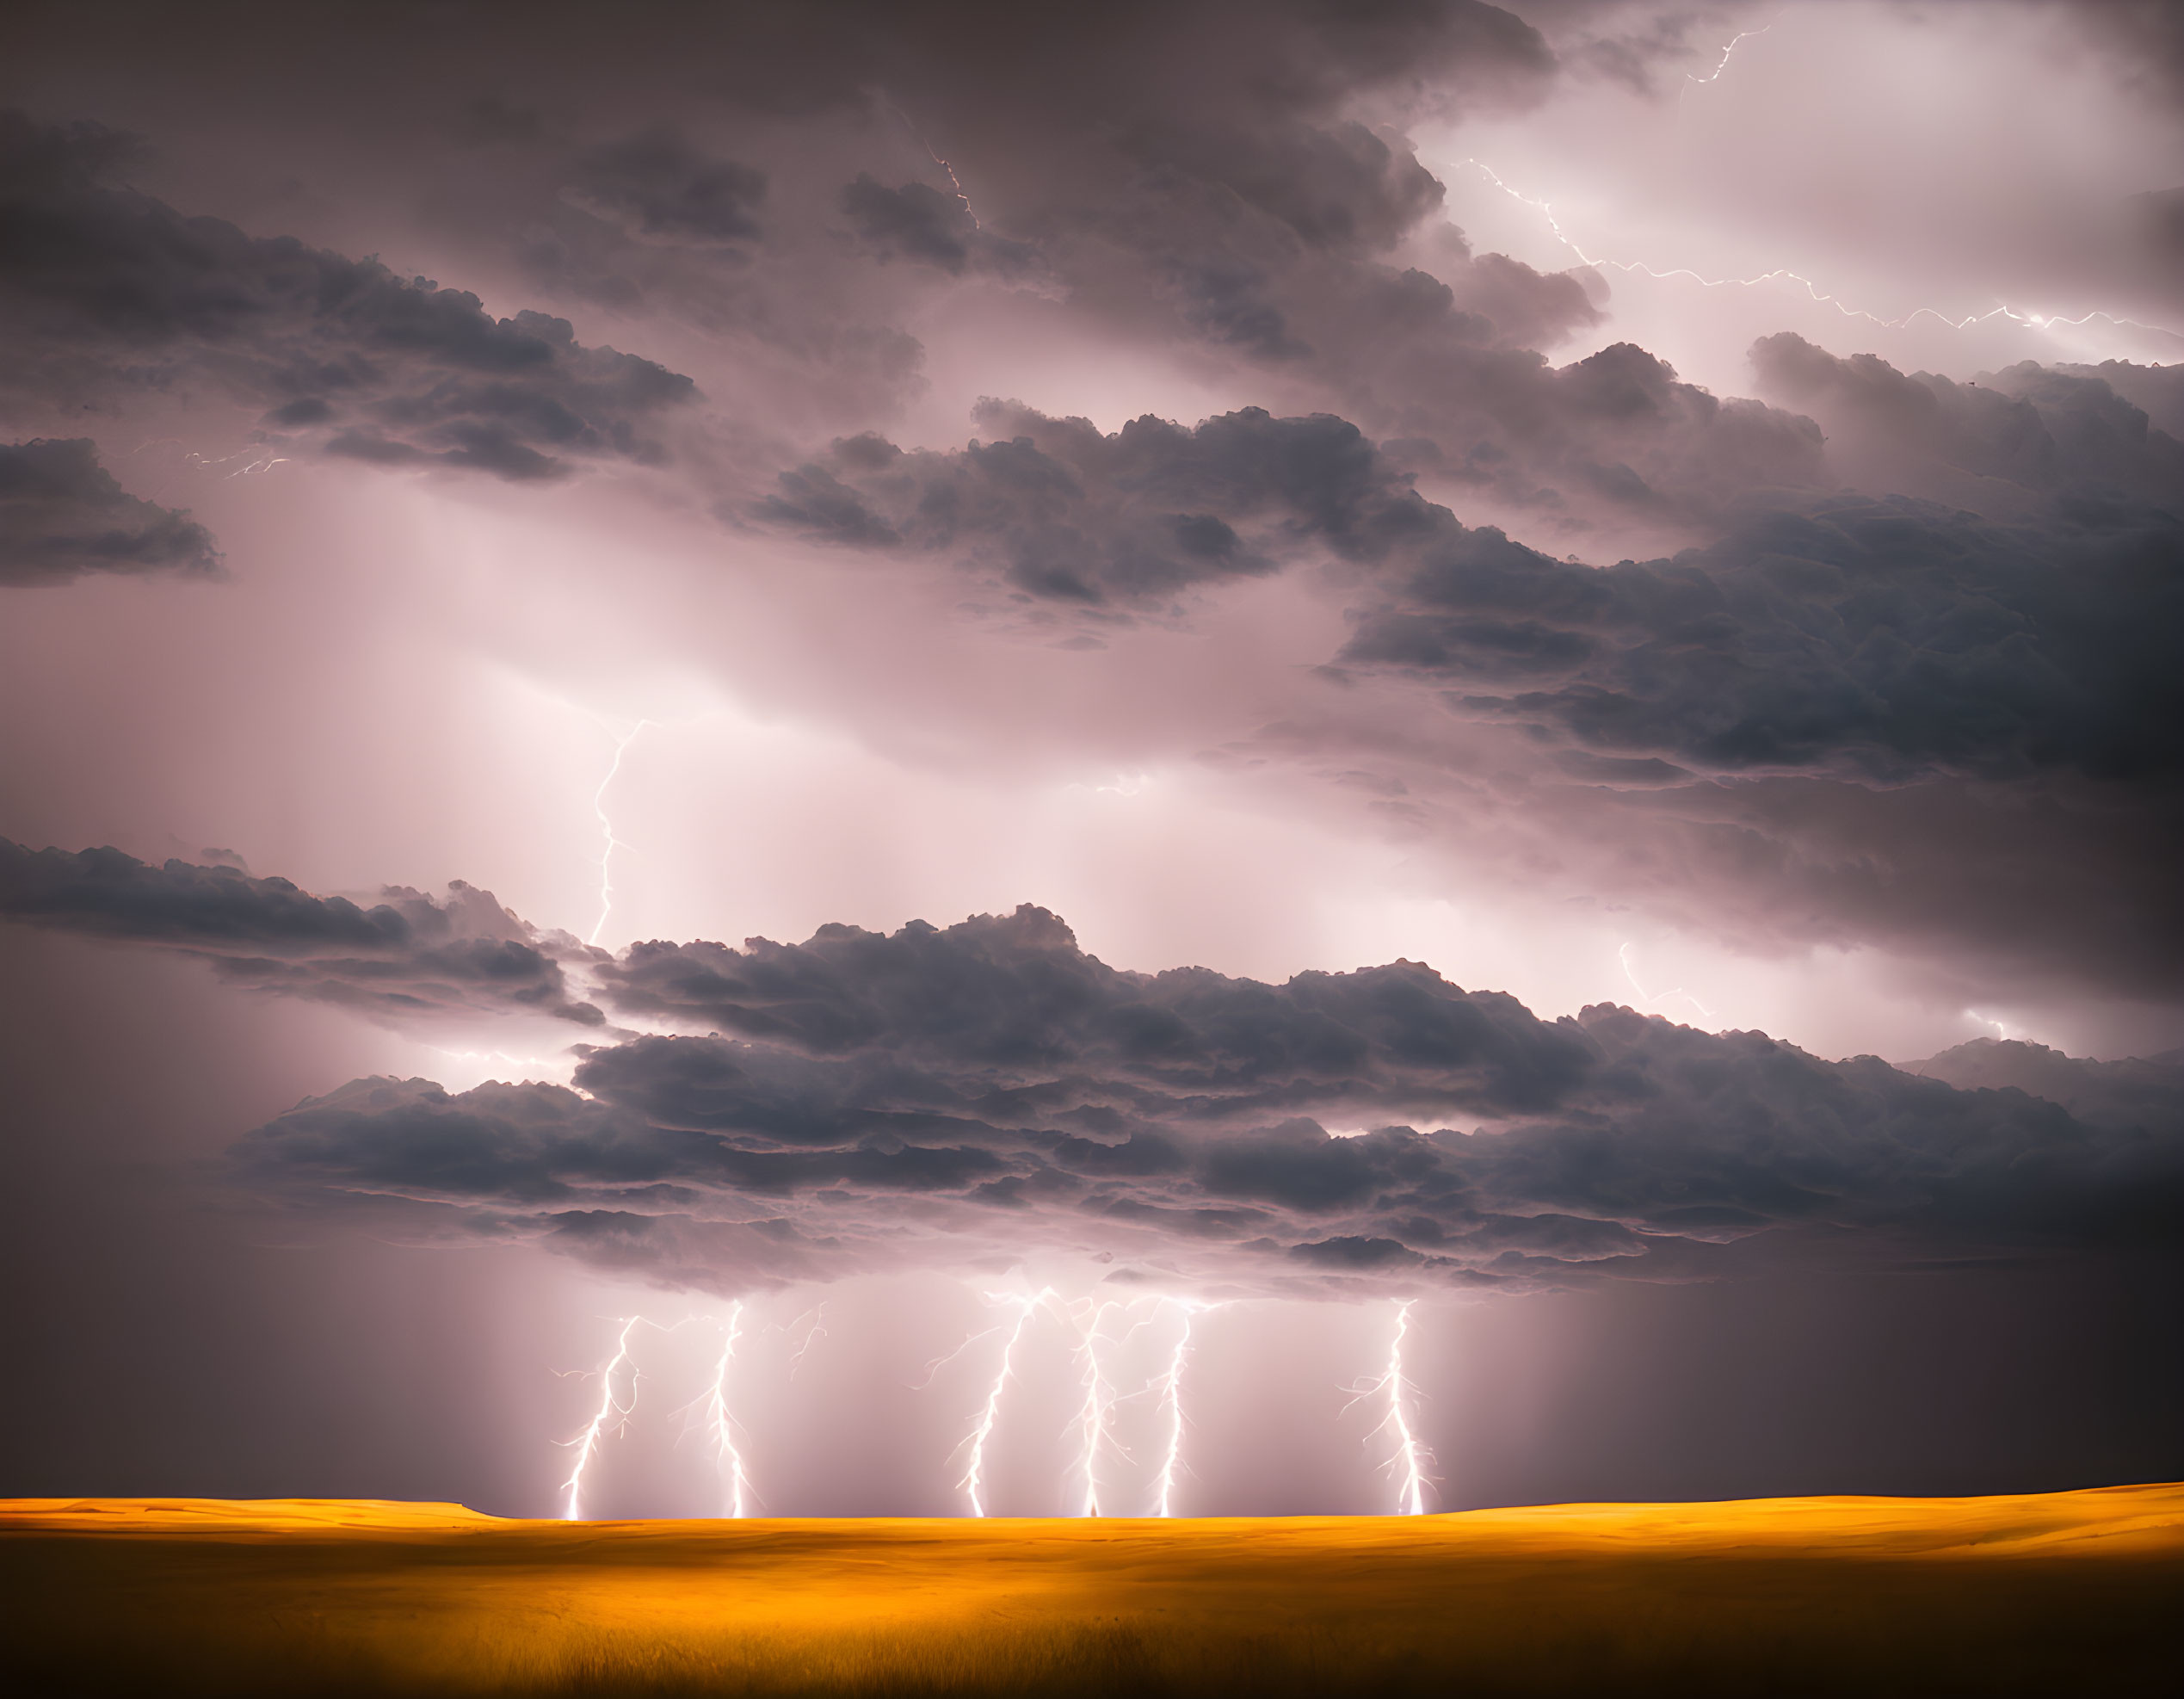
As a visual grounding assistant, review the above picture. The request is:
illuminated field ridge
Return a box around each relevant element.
[4,1486,2178,1696]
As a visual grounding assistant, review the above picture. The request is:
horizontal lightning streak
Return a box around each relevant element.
[1457,159,2176,344]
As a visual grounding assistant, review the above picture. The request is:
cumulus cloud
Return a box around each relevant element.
[1751,333,2184,516]
[0,840,603,1027]
[0,111,697,482]
[0,437,218,585]
[230,905,2183,1297]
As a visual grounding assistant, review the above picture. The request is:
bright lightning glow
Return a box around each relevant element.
[1619,942,1717,1024]
[559,1316,643,1521]
[957,1289,1046,1518]
[1683,22,1774,89]
[1457,159,2176,344]
[1061,1298,1121,1517]
[587,720,653,948]
[701,1303,754,1519]
[1151,1299,1209,1518]
[1342,1301,1434,1517]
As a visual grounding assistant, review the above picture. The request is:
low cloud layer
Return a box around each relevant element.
[0,840,602,1027]
[229,905,2184,1298]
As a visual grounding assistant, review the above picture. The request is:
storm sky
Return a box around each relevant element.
[1,0,2179,1518]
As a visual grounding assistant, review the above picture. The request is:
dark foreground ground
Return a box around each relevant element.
[3,1486,2178,1696]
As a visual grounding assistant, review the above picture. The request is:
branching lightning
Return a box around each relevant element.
[787,1302,829,1380]
[1342,1301,1434,1517]
[587,720,655,948]
[1062,1299,1123,1517]
[1618,942,1717,1024]
[956,1289,1046,1517]
[1456,159,2175,345]
[559,1315,644,1521]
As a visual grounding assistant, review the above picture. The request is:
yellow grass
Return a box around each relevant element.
[4,1485,2178,1696]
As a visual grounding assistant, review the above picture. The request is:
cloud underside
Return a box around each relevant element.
[229,905,2184,1298]
[0,839,603,1027]
[0,112,696,485]
[0,437,219,585]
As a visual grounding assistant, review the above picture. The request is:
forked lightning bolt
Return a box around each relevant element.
[560,1316,644,1521]
[1343,1301,1434,1517]
[1064,1299,1123,1517]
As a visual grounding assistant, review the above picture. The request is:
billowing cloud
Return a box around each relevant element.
[0,111,697,483]
[1751,333,2184,515]
[231,905,2183,1297]
[0,840,602,1027]
[0,436,218,585]
[1340,488,2184,787]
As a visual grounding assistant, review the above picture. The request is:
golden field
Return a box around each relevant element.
[3,1485,2178,1696]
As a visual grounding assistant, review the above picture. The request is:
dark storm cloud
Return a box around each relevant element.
[0,111,696,481]
[1342,488,2184,786]
[0,840,602,1027]
[564,127,767,248]
[839,176,1040,279]
[1752,333,2184,515]
[756,383,1823,609]
[756,403,1408,603]
[228,905,2184,1296]
[756,386,2181,795]
[1909,1036,2184,1133]
[0,436,218,584]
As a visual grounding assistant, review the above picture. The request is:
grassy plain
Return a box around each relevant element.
[3,1485,2178,1696]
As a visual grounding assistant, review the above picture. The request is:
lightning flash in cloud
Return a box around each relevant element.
[559,1315,644,1522]
[1619,942,1717,1025]
[587,719,655,948]
[1344,1301,1434,1517]
[1456,160,2173,345]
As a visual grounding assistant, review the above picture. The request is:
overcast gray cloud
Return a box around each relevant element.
[0,110,698,483]
[0,839,602,1028]
[0,436,217,585]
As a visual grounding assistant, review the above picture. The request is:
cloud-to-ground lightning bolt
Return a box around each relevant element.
[1618,942,1717,1024]
[559,1316,644,1521]
[1060,1298,1123,1517]
[701,1303,754,1519]
[1151,1299,1211,1518]
[587,720,654,948]
[1456,159,2176,345]
[957,1290,1046,1517]
[1343,1301,1434,1517]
